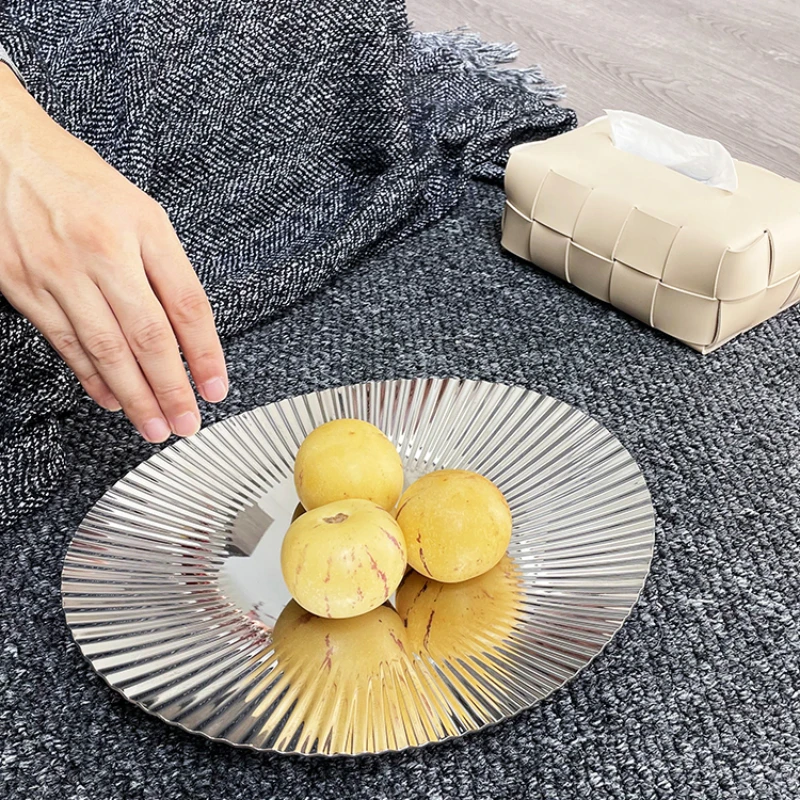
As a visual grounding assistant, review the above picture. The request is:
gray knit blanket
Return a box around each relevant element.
[0,0,576,527]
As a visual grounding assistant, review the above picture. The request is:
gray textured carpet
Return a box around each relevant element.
[3,181,800,799]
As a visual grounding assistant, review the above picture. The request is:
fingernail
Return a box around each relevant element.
[101,398,122,412]
[141,417,171,442]
[201,376,228,403]
[171,411,200,437]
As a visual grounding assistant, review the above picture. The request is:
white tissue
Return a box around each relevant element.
[605,110,738,192]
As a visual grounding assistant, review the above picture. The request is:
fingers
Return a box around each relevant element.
[73,269,202,439]
[38,301,122,412]
[140,211,228,403]
[49,275,176,442]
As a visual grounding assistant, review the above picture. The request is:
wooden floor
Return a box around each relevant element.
[407,0,800,180]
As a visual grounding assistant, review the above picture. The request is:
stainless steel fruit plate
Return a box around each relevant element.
[62,377,655,756]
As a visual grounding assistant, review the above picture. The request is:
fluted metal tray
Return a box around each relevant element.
[62,377,655,755]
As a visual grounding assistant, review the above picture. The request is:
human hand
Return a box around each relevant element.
[0,64,227,442]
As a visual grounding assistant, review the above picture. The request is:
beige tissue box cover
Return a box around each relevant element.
[501,117,800,352]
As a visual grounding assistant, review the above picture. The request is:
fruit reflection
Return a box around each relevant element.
[395,554,523,661]
[263,601,427,751]
[245,557,524,751]
[272,599,409,675]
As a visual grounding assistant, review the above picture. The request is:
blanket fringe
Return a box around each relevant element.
[410,26,566,103]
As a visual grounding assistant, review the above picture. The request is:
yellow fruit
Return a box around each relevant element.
[280,498,407,618]
[294,419,403,511]
[395,469,512,582]
[395,555,522,660]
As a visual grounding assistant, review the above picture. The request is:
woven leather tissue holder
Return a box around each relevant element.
[501,116,800,352]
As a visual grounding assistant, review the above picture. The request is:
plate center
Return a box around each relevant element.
[217,476,298,626]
